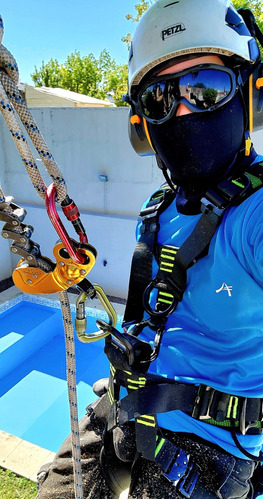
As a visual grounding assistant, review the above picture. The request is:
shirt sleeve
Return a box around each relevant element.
[230,188,263,286]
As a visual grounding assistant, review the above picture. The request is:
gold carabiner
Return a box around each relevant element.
[75,284,117,343]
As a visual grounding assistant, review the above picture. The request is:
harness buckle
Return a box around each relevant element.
[201,174,252,219]
[200,197,224,220]
[239,398,261,435]
[192,385,217,420]
[101,320,153,372]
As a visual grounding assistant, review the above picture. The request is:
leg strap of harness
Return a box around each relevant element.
[154,436,199,497]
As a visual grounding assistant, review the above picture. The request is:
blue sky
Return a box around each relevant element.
[0,0,137,85]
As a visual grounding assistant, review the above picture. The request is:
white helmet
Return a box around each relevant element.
[128,0,260,94]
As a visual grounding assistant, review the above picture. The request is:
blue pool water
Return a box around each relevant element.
[0,298,120,452]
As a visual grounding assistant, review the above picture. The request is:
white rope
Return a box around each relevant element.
[0,19,67,202]
[58,291,83,499]
[0,15,83,498]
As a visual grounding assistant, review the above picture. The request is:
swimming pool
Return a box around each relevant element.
[0,294,122,452]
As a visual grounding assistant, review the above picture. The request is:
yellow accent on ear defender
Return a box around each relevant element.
[249,74,253,134]
[142,117,155,152]
[244,74,253,157]
[245,136,252,156]
[130,114,141,125]
[256,78,263,90]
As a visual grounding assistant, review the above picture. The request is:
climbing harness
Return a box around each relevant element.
[0,15,116,499]
[91,161,263,496]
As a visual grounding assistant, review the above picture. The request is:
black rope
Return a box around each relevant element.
[230,422,263,462]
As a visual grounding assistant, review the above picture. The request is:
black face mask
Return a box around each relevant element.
[148,93,246,196]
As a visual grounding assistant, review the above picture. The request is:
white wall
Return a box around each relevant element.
[3,107,163,217]
[0,107,164,298]
[0,106,263,298]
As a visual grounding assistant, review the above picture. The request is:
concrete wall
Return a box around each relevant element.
[0,106,262,298]
[0,107,163,298]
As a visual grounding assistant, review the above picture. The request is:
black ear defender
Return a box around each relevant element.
[123,94,155,156]
[251,60,263,131]
[238,8,263,133]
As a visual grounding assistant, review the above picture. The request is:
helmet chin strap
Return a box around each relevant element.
[156,154,177,192]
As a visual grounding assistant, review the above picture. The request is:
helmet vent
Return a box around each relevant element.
[225,6,250,36]
[164,1,180,7]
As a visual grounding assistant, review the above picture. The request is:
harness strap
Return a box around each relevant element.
[135,414,157,461]
[143,200,225,318]
[107,382,263,436]
[124,171,257,325]
[123,185,175,324]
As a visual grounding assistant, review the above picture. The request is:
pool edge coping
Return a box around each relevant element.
[0,292,124,324]
[0,429,55,482]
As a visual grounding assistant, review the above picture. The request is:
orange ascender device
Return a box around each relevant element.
[12,183,97,294]
[12,240,97,294]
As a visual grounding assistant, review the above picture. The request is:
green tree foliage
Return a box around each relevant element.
[32,1,263,108]
[233,0,263,29]
[121,0,155,48]
[31,49,128,106]
[122,0,263,50]
[203,88,218,106]
[31,58,61,87]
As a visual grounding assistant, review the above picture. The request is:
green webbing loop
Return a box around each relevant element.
[245,172,263,188]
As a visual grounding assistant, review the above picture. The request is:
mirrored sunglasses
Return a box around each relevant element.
[135,64,239,124]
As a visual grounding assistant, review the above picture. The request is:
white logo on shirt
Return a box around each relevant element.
[216,282,233,297]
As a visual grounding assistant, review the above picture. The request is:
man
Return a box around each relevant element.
[37,1,263,498]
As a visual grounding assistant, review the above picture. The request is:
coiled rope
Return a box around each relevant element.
[0,15,83,499]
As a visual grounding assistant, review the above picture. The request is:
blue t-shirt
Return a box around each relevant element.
[135,156,263,459]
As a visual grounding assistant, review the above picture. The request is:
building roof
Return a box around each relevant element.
[35,86,114,106]
[20,84,115,108]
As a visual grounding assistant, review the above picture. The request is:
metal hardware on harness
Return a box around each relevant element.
[192,385,217,421]
[0,196,54,272]
[75,282,117,342]
[0,196,27,223]
[13,240,97,294]
[155,440,198,494]
[100,319,156,372]
[201,173,251,216]
[239,398,261,436]
[143,278,180,318]
[45,183,87,264]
